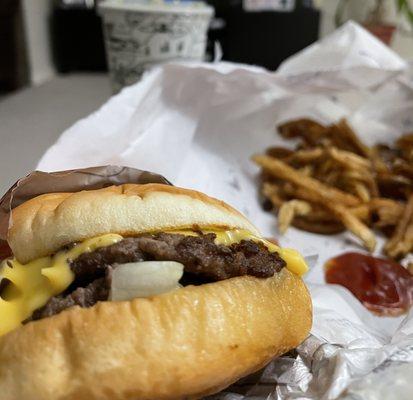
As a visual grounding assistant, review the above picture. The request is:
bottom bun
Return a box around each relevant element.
[0,268,312,400]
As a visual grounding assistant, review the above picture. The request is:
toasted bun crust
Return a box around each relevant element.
[8,184,259,263]
[0,269,311,400]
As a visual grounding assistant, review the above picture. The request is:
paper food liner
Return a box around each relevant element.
[4,21,413,399]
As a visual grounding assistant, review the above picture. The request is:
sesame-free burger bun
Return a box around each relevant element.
[8,184,259,263]
[0,269,311,400]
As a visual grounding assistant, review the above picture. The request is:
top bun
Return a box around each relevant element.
[8,184,259,263]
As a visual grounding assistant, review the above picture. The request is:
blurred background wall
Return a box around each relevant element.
[0,0,412,96]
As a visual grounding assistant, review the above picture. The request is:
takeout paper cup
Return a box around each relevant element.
[99,0,213,93]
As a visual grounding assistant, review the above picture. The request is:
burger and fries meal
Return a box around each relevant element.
[1,115,411,399]
[0,183,311,400]
[253,118,413,260]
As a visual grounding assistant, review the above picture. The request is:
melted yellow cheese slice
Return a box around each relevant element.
[0,234,122,337]
[0,229,307,337]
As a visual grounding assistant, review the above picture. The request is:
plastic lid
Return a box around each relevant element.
[99,0,214,15]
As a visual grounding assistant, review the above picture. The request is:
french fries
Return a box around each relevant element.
[329,203,376,252]
[252,155,360,206]
[384,195,413,258]
[278,200,311,234]
[253,118,413,257]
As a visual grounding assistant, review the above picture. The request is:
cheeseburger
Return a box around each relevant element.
[0,183,311,400]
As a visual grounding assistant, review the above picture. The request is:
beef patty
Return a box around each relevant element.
[31,233,285,320]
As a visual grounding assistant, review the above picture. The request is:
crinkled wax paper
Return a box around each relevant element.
[36,22,413,399]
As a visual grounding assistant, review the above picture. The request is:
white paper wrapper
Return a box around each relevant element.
[37,22,413,399]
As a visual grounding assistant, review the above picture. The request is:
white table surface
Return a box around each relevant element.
[0,73,111,196]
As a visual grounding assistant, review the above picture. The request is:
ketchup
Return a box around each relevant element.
[325,252,413,316]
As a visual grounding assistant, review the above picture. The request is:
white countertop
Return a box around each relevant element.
[0,73,111,196]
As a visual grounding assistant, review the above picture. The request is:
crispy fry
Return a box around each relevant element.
[278,200,311,234]
[264,182,354,233]
[397,132,413,148]
[392,160,413,180]
[316,158,336,178]
[322,169,342,187]
[266,147,293,159]
[279,183,313,202]
[369,198,404,227]
[287,148,324,164]
[327,147,371,170]
[262,183,285,208]
[278,118,328,145]
[278,183,367,222]
[328,203,377,251]
[330,119,371,158]
[369,198,403,209]
[351,182,371,202]
[257,117,413,257]
[298,165,314,176]
[370,146,390,174]
[388,223,413,258]
[384,194,413,258]
[396,133,413,161]
[293,217,344,234]
[298,209,338,222]
[342,170,378,197]
[349,204,370,221]
[341,169,373,182]
[377,173,412,199]
[253,154,360,206]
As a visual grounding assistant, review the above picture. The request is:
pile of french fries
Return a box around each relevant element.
[253,118,413,259]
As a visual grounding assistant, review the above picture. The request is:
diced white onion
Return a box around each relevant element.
[110,261,184,301]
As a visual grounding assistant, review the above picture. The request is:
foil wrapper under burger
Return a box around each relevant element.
[206,287,413,400]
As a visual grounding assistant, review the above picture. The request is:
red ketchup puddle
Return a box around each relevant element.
[325,252,413,316]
